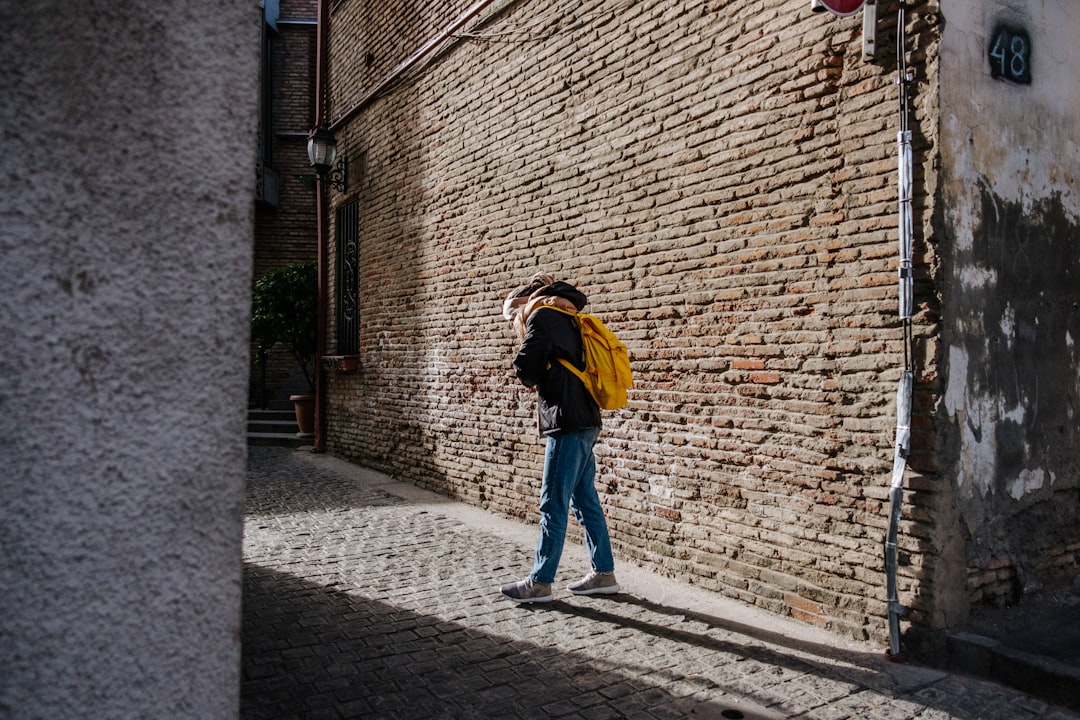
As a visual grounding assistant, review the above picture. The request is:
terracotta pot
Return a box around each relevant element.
[289,394,315,437]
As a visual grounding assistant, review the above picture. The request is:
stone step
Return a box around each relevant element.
[248,418,298,434]
[248,408,296,421]
[246,408,311,448]
[246,431,310,448]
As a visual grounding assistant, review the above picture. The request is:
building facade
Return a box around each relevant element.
[934,1,1079,628]
[253,0,321,408]
[256,0,320,280]
[313,0,1079,650]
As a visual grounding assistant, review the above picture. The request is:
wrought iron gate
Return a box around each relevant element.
[335,200,359,356]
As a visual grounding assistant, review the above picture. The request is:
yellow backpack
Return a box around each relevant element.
[545,307,634,410]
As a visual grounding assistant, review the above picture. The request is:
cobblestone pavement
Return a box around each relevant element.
[241,447,1080,720]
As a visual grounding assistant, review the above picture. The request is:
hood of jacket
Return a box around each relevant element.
[533,281,587,310]
[512,281,587,341]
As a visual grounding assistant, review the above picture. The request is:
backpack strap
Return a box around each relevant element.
[557,357,588,383]
[515,295,579,341]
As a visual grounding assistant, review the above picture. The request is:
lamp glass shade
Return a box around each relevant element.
[307,127,338,173]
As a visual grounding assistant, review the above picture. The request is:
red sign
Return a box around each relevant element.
[818,0,865,17]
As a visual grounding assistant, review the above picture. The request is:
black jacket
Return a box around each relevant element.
[513,282,602,436]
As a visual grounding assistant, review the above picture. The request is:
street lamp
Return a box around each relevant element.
[307,125,347,192]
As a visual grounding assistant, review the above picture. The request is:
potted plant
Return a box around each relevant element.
[251,260,318,436]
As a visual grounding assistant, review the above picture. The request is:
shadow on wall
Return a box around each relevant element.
[326,69,434,482]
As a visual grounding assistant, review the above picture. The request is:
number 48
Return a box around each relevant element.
[989,26,1032,84]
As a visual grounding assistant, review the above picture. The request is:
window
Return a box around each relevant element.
[335,200,360,355]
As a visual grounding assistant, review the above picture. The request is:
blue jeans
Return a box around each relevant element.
[529,427,615,585]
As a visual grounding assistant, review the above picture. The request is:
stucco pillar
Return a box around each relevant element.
[0,2,258,717]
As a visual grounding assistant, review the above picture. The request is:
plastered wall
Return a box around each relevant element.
[321,0,945,643]
[0,3,258,717]
[937,0,1080,620]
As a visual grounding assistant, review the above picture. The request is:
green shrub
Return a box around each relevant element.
[251,261,317,392]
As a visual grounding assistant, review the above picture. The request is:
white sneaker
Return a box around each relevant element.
[501,577,554,603]
[566,571,620,595]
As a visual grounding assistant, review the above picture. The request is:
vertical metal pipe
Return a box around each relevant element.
[886,370,912,658]
[898,130,913,320]
[313,0,329,452]
[885,0,913,661]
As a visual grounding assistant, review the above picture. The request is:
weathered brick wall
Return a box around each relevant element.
[252,0,320,406]
[254,0,319,281]
[322,0,943,643]
[327,0,467,119]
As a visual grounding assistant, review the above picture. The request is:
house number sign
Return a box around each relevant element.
[989,25,1032,84]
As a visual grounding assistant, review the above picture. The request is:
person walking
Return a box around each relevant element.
[499,272,621,603]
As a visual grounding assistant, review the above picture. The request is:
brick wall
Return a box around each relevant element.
[254,0,319,280]
[252,0,320,406]
[321,0,943,643]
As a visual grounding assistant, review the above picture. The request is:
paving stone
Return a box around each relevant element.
[241,447,1080,719]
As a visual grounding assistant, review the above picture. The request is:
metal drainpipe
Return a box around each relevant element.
[885,0,913,662]
[313,0,329,452]
[885,370,912,659]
